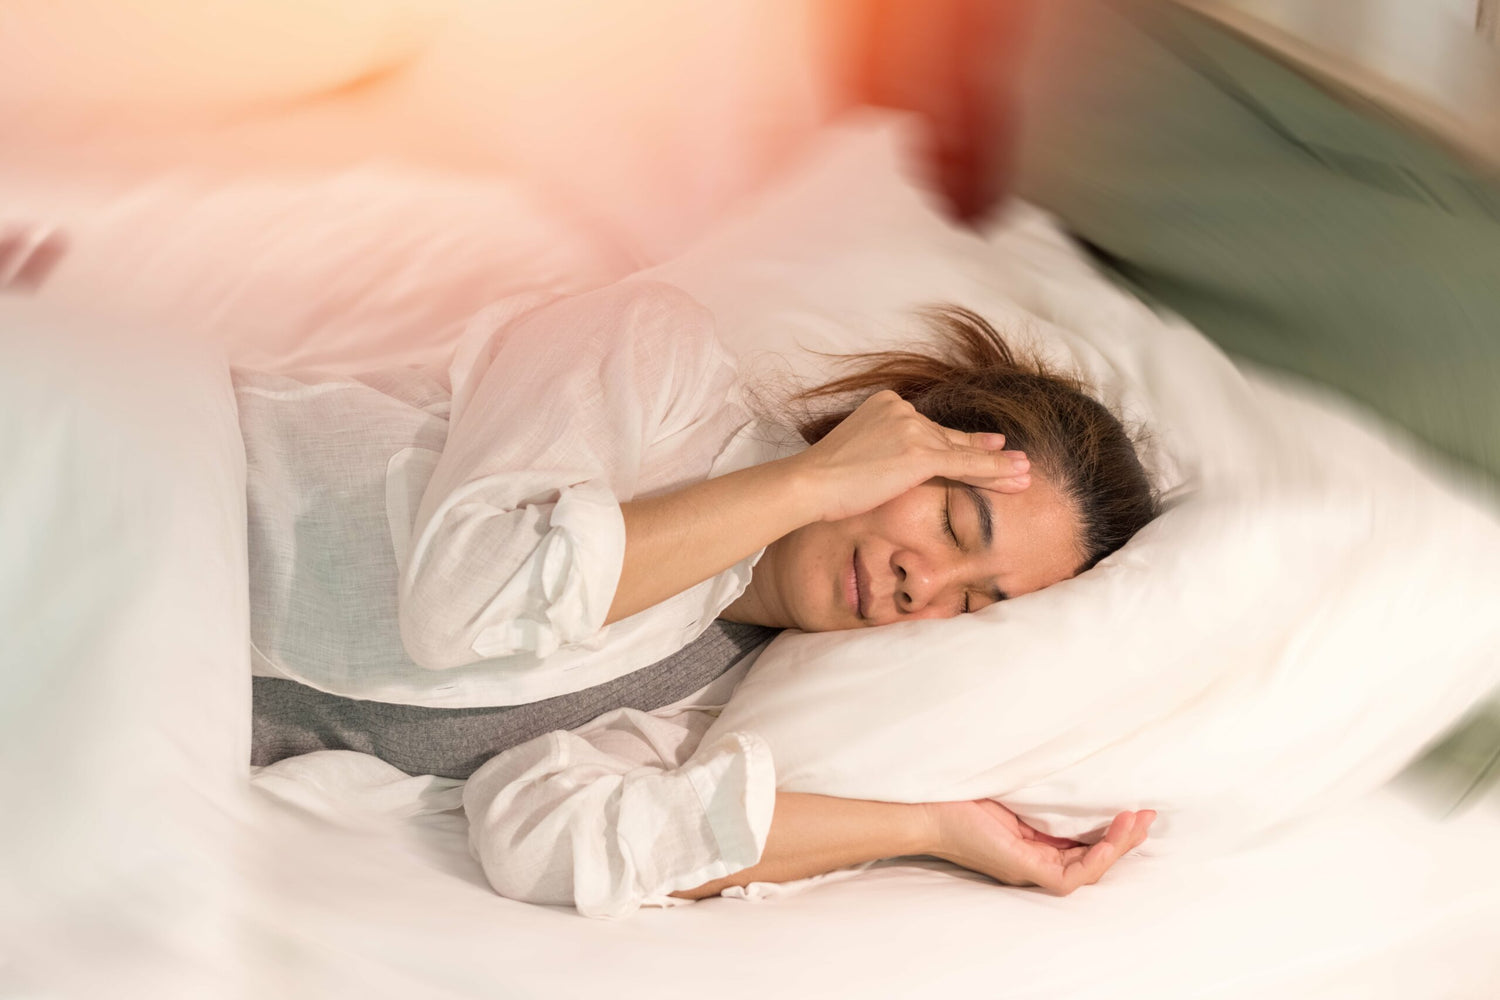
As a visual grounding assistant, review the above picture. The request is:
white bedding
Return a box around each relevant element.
[6,180,1500,998]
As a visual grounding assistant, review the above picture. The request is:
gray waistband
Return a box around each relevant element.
[251,619,777,779]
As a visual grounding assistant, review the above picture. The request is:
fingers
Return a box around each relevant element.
[1046,810,1155,896]
[1010,809,1085,849]
[948,447,1031,492]
[902,410,1032,492]
[1026,829,1085,850]
[939,426,1007,453]
[1068,812,1134,887]
[1130,810,1156,850]
[988,468,1032,494]
[936,425,1008,455]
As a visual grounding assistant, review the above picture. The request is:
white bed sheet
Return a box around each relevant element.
[234,769,1500,1000]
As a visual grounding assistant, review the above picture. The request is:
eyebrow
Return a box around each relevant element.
[957,483,1009,602]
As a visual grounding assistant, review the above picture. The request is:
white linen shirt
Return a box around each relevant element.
[239,279,788,707]
[462,651,779,919]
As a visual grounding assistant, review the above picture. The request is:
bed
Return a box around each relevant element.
[5,2,1500,997]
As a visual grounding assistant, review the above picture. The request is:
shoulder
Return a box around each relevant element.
[449,279,737,434]
[594,279,721,357]
[486,279,720,368]
[574,279,734,389]
[601,278,713,324]
[577,281,746,442]
[454,279,724,384]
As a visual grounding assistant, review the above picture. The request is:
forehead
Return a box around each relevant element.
[964,476,1084,596]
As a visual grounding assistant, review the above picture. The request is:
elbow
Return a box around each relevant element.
[397,582,473,672]
[398,575,559,670]
[398,493,620,669]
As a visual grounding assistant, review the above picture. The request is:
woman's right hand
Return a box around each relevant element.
[789,390,1031,524]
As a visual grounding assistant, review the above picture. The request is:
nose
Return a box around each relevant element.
[891,548,959,616]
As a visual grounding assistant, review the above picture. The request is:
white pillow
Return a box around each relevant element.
[653,115,1500,852]
[31,167,629,371]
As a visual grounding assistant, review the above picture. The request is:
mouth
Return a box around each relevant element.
[848,549,870,623]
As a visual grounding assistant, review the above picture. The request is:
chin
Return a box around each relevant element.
[814,609,863,634]
[790,600,841,635]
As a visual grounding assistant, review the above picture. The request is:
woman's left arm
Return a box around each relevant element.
[463,698,1151,916]
[673,795,1154,899]
[607,387,1028,625]
[403,281,1027,667]
[463,707,780,919]
[401,280,745,671]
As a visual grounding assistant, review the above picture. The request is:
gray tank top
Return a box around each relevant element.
[252,618,775,779]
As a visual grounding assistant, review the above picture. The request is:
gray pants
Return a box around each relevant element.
[252,619,775,779]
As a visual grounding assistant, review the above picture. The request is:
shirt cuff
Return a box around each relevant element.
[652,730,777,901]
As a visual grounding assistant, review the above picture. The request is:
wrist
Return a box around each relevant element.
[773,452,834,525]
[913,802,946,858]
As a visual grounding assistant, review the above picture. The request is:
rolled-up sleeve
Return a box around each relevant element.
[399,281,735,671]
[463,708,776,919]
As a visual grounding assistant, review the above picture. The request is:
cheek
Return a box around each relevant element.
[866,489,942,540]
[781,523,844,592]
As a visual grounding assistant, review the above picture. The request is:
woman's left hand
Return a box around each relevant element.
[789,389,1030,524]
[921,799,1155,895]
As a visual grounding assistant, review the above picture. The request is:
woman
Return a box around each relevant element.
[241,278,1158,916]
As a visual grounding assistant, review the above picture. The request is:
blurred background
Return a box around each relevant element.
[2,1,1495,252]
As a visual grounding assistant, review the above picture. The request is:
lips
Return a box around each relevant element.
[845,553,861,619]
[851,549,871,622]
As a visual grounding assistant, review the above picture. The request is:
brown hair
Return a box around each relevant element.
[795,306,1158,572]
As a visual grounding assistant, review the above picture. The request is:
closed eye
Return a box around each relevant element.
[941,496,962,548]
[942,493,972,613]
[945,485,1008,613]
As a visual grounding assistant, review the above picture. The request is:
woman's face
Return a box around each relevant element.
[745,474,1085,632]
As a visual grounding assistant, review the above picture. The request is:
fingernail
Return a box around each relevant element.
[1012,457,1029,472]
